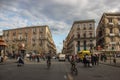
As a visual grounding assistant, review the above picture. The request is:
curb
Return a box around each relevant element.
[100,62,120,68]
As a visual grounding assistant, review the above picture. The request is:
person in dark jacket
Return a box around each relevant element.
[17,55,24,66]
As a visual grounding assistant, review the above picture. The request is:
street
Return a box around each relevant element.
[0,59,120,80]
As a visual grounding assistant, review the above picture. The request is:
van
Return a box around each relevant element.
[58,54,66,61]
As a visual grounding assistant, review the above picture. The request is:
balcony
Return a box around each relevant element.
[119,42,120,44]
[118,22,120,26]
[108,22,114,26]
[110,42,116,44]
[109,33,115,36]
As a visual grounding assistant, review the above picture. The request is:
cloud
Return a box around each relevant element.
[0,0,120,52]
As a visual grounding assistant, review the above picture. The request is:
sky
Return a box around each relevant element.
[0,0,120,53]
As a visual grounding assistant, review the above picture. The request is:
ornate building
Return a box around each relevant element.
[64,20,96,55]
[3,25,56,55]
[96,12,120,51]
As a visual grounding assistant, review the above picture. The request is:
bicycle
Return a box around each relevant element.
[71,64,78,75]
[47,60,51,69]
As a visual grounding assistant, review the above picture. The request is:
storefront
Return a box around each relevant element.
[0,39,7,62]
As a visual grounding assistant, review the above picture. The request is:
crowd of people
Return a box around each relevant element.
[83,54,99,67]
[67,53,104,68]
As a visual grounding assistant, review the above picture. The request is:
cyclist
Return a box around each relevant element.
[46,51,51,68]
[70,55,78,75]
[70,55,76,69]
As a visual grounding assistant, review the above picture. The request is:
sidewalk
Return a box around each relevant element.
[100,58,120,67]
[0,58,46,65]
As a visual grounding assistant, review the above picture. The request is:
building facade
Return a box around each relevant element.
[3,25,56,55]
[96,13,120,51]
[64,20,96,55]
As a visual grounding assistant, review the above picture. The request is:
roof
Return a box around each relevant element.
[3,25,48,31]
[104,12,120,16]
[73,19,95,24]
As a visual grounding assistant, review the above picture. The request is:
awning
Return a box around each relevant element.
[0,40,7,46]
[78,50,90,54]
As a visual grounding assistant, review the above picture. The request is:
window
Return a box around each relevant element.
[90,40,92,42]
[89,27,92,30]
[77,34,80,38]
[83,33,86,37]
[111,38,114,42]
[77,41,80,46]
[89,24,92,27]
[89,32,92,37]
[84,40,86,50]
[19,30,22,34]
[77,27,80,30]
[110,28,113,33]
[89,24,92,29]
[25,29,28,34]
[83,24,86,27]
[33,43,36,47]
[33,28,36,34]
[118,18,120,23]
[84,40,86,44]
[13,32,16,36]
[39,28,43,33]
[108,18,112,22]
[83,27,86,30]
[20,36,22,40]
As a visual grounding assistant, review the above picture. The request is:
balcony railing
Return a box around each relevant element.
[108,22,114,26]
[118,22,120,26]
[109,33,115,36]
[119,42,120,44]
[110,42,116,44]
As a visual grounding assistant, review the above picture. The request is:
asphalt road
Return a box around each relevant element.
[0,59,120,80]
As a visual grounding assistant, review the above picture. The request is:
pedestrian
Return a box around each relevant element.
[0,56,1,63]
[36,55,40,62]
[91,54,95,66]
[83,55,87,67]
[96,54,99,65]
[85,54,91,67]
[17,55,24,67]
